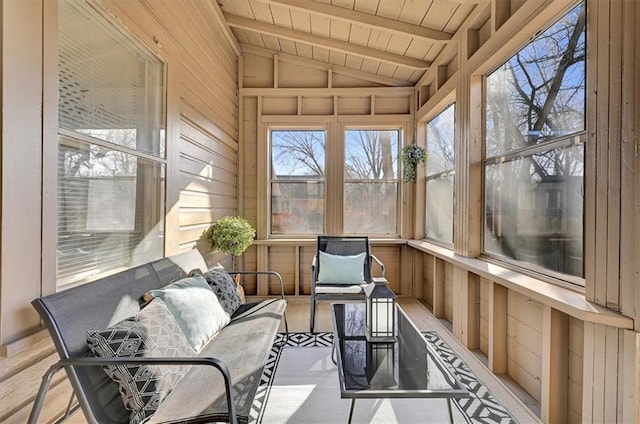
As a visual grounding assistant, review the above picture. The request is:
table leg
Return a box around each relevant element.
[446,398,454,424]
[347,399,356,424]
[331,337,337,366]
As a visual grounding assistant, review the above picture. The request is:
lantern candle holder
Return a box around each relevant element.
[364,280,397,343]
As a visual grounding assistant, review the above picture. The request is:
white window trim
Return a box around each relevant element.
[42,0,180,293]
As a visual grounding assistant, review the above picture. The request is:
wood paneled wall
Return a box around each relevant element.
[568,317,584,424]
[479,278,490,356]
[242,241,407,298]
[0,1,239,422]
[410,246,606,423]
[0,0,638,423]
[582,1,639,422]
[411,0,640,422]
[444,263,454,324]
[507,291,543,402]
[91,1,239,267]
[238,51,415,298]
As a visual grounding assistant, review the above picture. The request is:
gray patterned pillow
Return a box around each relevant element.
[202,264,242,316]
[87,298,196,424]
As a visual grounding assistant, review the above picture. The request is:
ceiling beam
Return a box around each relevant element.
[204,0,241,56]
[224,14,432,70]
[256,0,452,42]
[241,44,414,87]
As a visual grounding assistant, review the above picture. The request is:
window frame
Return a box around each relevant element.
[45,0,176,291]
[264,121,407,238]
[480,2,587,286]
[268,126,328,237]
[343,125,402,237]
[424,103,456,247]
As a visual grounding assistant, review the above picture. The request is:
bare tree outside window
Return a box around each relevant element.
[484,2,586,279]
[270,130,325,234]
[269,128,399,235]
[345,130,399,235]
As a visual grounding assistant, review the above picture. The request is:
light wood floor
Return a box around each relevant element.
[66,296,541,423]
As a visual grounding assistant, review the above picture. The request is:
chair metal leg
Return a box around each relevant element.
[276,311,290,347]
[53,393,81,424]
[310,299,316,333]
[347,399,356,424]
[28,362,64,424]
[64,392,75,416]
[60,392,76,421]
[331,336,337,366]
[446,398,454,424]
[283,310,289,341]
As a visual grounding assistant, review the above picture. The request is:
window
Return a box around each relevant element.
[270,129,326,234]
[344,129,399,235]
[484,2,586,280]
[425,104,455,244]
[57,1,166,287]
[268,127,401,237]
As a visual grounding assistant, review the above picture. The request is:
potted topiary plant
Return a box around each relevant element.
[205,216,256,302]
[206,215,256,256]
[400,144,428,183]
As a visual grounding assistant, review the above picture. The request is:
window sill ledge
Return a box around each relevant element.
[407,239,633,329]
[255,238,407,246]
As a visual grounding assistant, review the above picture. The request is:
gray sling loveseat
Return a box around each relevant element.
[29,250,288,424]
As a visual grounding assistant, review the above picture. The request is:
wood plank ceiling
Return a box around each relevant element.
[217,0,482,86]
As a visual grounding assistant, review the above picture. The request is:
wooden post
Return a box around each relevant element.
[432,257,446,319]
[257,245,269,296]
[413,249,424,300]
[273,53,279,88]
[622,330,640,424]
[541,305,569,423]
[488,282,507,374]
[453,268,479,349]
[491,0,511,34]
[294,245,300,296]
[400,244,413,296]
[465,28,479,60]
[436,65,448,89]
[256,97,268,240]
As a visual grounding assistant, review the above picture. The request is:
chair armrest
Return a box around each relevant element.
[370,254,386,278]
[29,356,238,424]
[228,271,286,300]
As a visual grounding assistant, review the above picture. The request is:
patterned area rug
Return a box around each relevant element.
[249,332,517,424]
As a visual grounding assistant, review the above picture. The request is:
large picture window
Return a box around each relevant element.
[270,129,326,234]
[483,2,586,280]
[425,104,455,244]
[268,127,400,236]
[57,1,166,287]
[344,129,399,235]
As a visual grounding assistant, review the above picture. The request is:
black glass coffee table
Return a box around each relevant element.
[331,303,469,423]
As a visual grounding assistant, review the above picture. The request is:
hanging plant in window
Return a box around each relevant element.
[400,144,428,183]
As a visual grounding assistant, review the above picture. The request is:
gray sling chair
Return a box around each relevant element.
[310,236,386,333]
[28,251,288,424]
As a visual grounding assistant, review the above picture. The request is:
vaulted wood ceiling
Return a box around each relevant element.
[217,0,486,86]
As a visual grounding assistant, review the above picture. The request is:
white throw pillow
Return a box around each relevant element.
[144,274,230,352]
[317,251,366,284]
